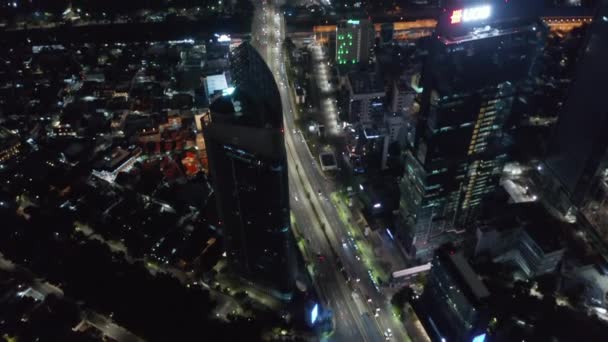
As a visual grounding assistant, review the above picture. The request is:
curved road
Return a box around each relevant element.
[251,1,410,341]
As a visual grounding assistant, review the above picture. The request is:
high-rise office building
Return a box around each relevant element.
[203,43,294,299]
[336,19,375,66]
[390,79,416,115]
[543,1,608,239]
[398,0,546,261]
[345,71,385,127]
[421,245,491,342]
[380,23,394,46]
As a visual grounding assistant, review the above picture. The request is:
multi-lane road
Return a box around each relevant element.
[251,1,411,341]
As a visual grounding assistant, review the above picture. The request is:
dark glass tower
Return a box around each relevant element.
[420,245,491,342]
[545,2,608,206]
[203,43,294,299]
[398,0,546,261]
[543,1,608,241]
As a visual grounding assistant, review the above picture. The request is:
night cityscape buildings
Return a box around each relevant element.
[543,1,608,239]
[398,0,547,261]
[419,244,491,342]
[203,42,295,300]
[1,0,608,341]
[335,19,375,67]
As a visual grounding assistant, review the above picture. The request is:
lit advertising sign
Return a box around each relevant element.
[222,87,235,96]
[217,34,231,42]
[310,303,319,324]
[450,5,491,24]
[471,333,487,342]
[214,33,231,42]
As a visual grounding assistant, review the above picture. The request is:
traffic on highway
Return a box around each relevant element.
[251,1,410,341]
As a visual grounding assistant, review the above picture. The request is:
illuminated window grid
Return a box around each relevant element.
[468,107,499,155]
[337,32,356,65]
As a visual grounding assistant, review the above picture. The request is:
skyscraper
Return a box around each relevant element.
[345,71,385,127]
[380,23,394,46]
[543,1,608,238]
[203,43,294,299]
[420,245,491,342]
[398,0,546,261]
[336,19,375,66]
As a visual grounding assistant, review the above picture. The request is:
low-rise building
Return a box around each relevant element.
[475,203,566,278]
[0,126,22,165]
[92,147,142,183]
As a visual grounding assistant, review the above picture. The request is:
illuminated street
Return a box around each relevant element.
[2,0,606,341]
[309,43,340,136]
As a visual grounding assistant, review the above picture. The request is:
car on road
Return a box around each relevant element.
[384,328,393,340]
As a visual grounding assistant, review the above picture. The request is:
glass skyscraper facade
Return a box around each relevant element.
[421,246,491,342]
[543,1,608,245]
[398,0,546,261]
[203,43,294,299]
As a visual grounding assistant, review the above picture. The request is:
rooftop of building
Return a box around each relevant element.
[92,146,141,173]
[204,73,229,97]
[209,86,280,130]
[347,71,384,95]
[482,202,567,253]
[337,18,371,29]
[319,152,337,167]
[436,245,491,304]
[0,126,19,150]
[206,88,286,160]
[362,126,383,139]
[524,223,565,254]
[394,79,414,92]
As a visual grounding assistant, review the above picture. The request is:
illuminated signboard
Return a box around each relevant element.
[450,5,491,24]
[471,333,487,342]
[310,303,319,324]
[214,33,231,42]
[347,19,360,25]
[222,87,236,96]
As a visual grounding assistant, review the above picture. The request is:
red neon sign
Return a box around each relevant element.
[450,9,463,24]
